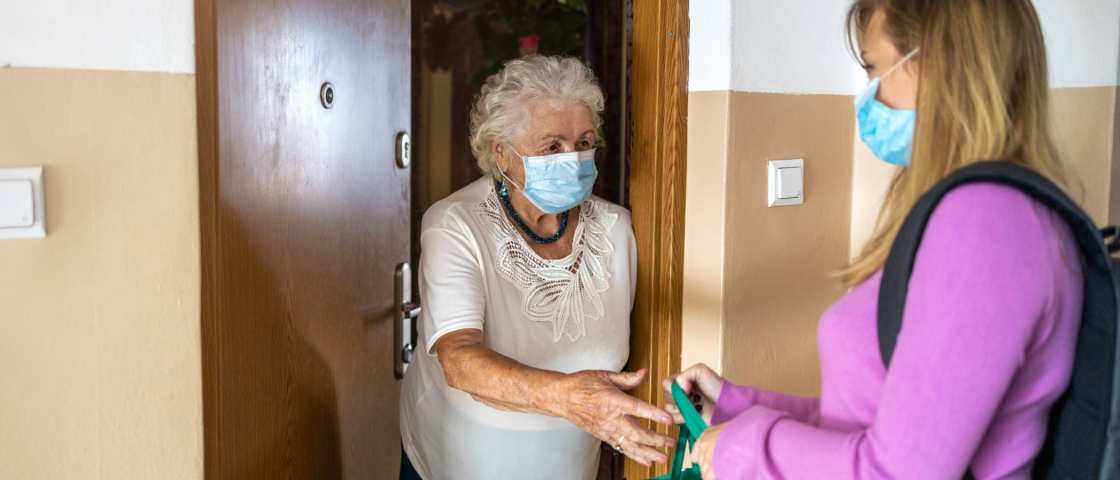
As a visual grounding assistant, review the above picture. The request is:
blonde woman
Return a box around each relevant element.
[667,1,1083,478]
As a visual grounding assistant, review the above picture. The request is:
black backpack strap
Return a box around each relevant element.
[876,161,1119,479]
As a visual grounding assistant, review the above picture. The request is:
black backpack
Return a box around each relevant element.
[877,161,1120,479]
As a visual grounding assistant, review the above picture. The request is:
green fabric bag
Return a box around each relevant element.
[649,382,708,480]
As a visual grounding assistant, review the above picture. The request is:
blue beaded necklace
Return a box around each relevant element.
[496,181,570,245]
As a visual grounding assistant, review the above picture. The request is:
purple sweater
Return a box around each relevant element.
[712,184,1084,479]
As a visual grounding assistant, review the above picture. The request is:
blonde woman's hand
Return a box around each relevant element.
[691,422,726,480]
[553,368,675,467]
[662,363,724,425]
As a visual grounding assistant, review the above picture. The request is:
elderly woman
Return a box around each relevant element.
[399,55,674,480]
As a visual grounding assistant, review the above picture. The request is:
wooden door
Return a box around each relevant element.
[195,0,411,478]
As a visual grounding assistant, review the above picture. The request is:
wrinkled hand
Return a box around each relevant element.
[556,368,675,467]
[662,363,724,425]
[691,422,726,480]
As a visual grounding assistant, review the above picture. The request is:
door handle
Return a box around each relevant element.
[395,262,421,380]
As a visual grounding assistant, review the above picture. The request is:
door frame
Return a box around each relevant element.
[627,0,688,478]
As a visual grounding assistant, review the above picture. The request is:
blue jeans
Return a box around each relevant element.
[400,446,422,480]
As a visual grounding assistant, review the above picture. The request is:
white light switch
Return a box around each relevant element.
[777,168,802,199]
[768,159,804,207]
[0,167,46,239]
[0,180,34,227]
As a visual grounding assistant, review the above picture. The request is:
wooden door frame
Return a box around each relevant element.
[627,0,688,478]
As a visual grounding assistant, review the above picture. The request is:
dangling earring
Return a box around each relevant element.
[496,148,515,198]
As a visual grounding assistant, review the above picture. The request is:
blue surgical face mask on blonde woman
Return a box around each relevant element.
[855,48,920,166]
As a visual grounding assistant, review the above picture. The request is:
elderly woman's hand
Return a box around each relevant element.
[552,368,676,467]
[436,330,673,465]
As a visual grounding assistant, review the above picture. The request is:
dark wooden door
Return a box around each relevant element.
[195,0,410,478]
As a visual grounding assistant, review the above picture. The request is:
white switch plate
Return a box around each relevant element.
[768,159,804,207]
[0,167,46,239]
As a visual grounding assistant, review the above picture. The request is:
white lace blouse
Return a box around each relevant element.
[400,178,636,480]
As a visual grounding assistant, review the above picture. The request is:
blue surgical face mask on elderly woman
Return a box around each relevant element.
[500,146,598,214]
[855,48,920,167]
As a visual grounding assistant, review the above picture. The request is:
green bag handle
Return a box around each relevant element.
[649,382,708,480]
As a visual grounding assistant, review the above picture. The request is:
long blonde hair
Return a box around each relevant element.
[841,0,1070,287]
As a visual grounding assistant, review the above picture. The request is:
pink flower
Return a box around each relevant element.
[519,34,540,56]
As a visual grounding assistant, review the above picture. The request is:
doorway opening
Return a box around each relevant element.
[406,2,687,479]
[409,2,632,478]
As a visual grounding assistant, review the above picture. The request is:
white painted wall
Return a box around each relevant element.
[1035,0,1120,88]
[689,0,733,91]
[0,0,195,74]
[687,0,866,94]
[689,0,1120,93]
[728,0,866,95]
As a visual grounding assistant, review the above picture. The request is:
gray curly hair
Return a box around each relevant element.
[469,55,605,178]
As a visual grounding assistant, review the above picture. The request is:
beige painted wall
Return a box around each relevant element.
[682,91,855,393]
[682,91,730,372]
[1051,87,1120,225]
[0,67,202,479]
[683,92,855,394]
[718,92,854,395]
[1113,86,1120,226]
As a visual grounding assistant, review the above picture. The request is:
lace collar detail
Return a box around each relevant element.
[476,188,619,342]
